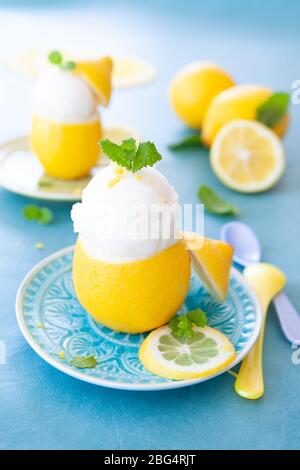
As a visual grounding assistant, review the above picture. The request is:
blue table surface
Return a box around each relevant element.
[1,0,300,450]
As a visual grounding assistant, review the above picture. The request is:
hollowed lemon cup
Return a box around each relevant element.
[31,114,102,180]
[73,239,191,334]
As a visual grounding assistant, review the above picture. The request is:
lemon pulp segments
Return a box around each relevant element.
[139,325,236,380]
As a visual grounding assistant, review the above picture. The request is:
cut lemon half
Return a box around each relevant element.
[139,325,236,380]
[210,120,285,193]
[76,56,113,106]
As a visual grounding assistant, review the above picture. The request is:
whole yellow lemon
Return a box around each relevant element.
[73,239,191,334]
[169,61,235,129]
[202,84,289,146]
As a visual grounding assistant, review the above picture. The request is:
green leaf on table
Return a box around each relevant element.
[100,138,162,173]
[168,134,204,151]
[198,185,240,216]
[70,355,97,369]
[37,207,53,225]
[23,204,53,225]
[256,92,289,128]
[23,204,41,221]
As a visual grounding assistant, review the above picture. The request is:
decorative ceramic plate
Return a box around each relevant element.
[16,246,261,391]
[0,127,138,202]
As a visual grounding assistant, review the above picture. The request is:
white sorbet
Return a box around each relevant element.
[32,65,98,123]
[71,164,179,263]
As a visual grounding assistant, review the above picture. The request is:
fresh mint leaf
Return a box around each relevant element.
[256,92,289,128]
[23,204,41,221]
[100,138,135,171]
[37,207,53,225]
[170,309,208,340]
[100,138,162,173]
[168,134,204,151]
[199,185,240,216]
[23,204,53,224]
[187,309,208,328]
[48,51,76,71]
[48,50,62,65]
[121,138,138,167]
[61,61,76,71]
[133,141,162,172]
[38,178,53,188]
[70,355,97,369]
[170,315,193,340]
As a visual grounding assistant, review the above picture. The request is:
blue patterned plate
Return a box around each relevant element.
[16,246,261,391]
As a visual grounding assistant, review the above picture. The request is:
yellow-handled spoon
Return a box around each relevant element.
[235,263,286,399]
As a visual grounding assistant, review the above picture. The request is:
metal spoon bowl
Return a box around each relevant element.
[221,221,300,345]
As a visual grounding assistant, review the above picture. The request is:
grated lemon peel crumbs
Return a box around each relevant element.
[107,175,123,188]
[35,242,44,250]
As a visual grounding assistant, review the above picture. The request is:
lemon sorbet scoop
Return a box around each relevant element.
[71,163,191,333]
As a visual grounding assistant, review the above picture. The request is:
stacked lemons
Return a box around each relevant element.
[170,62,289,193]
[31,52,113,180]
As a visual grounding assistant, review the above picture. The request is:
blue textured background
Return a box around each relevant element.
[0,0,300,450]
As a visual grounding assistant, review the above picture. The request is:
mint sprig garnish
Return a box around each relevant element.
[100,138,162,172]
[256,92,289,128]
[23,204,53,225]
[198,185,240,216]
[170,309,208,340]
[48,50,76,72]
[70,355,97,369]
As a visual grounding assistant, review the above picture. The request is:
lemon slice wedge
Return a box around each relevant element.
[112,56,157,88]
[183,232,234,303]
[76,57,113,107]
[4,49,45,76]
[139,325,236,380]
[210,119,285,193]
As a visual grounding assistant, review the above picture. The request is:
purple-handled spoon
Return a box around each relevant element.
[221,222,300,345]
